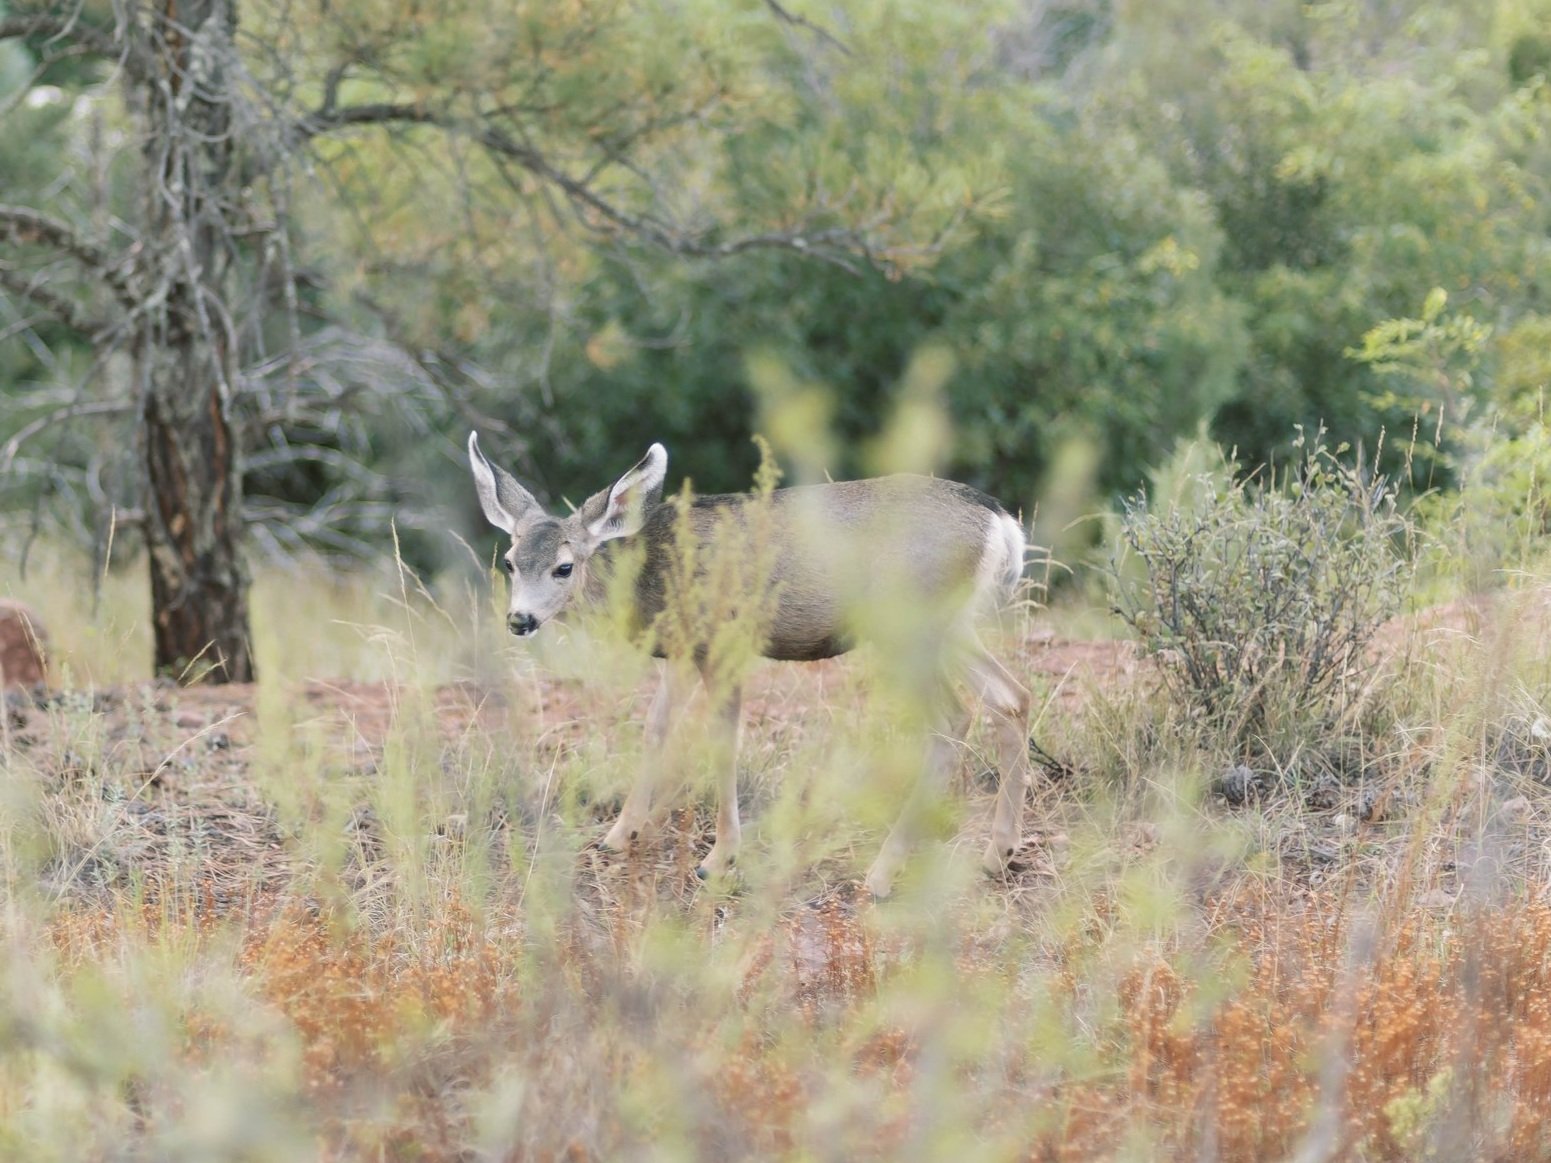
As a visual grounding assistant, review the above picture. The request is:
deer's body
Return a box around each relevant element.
[591,477,1024,662]
[469,433,1033,897]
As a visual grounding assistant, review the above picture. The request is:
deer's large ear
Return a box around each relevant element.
[468,431,540,534]
[580,443,667,545]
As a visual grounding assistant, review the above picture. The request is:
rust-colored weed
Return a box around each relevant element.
[241,900,510,1089]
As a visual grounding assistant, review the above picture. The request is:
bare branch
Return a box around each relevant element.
[295,102,435,140]
[0,204,112,271]
[1,401,135,474]
[0,264,114,338]
[763,0,853,57]
[0,205,138,305]
[316,60,351,118]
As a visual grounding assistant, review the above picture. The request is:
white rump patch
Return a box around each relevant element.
[973,512,1027,612]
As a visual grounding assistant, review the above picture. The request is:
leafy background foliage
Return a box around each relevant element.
[12,0,1551,568]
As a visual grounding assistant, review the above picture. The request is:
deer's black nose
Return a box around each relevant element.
[508,612,539,637]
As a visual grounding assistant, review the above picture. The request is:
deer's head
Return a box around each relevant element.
[468,431,666,636]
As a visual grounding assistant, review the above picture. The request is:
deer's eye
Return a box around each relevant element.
[553,562,573,579]
[503,559,515,575]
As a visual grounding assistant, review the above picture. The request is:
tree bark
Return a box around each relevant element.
[140,339,253,682]
[137,0,254,683]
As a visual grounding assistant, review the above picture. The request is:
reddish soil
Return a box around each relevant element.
[11,599,1506,914]
[32,629,1141,755]
[2,626,1140,909]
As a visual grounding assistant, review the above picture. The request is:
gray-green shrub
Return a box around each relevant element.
[1112,432,1411,759]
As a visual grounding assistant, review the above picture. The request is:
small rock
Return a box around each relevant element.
[1307,838,1342,865]
[1358,787,1406,822]
[0,599,48,689]
[1357,788,1381,821]
[1127,821,1160,850]
[1215,764,1266,806]
[1305,773,1341,811]
[1499,795,1532,822]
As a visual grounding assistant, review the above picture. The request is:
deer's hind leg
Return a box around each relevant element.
[963,636,1033,873]
[696,668,744,879]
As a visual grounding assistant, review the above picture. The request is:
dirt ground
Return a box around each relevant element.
[4,593,1538,917]
[0,626,1141,908]
[2,623,1144,771]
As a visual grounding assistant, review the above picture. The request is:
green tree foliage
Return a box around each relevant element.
[1096,0,1551,481]
[0,35,86,400]
[445,0,1551,527]
[479,17,1245,512]
[10,0,1551,577]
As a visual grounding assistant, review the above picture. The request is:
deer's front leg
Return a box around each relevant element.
[696,677,744,880]
[864,683,964,900]
[602,660,678,850]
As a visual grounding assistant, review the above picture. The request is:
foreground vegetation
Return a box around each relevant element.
[3,490,1551,1161]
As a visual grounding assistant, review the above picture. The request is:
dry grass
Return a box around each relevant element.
[5,546,1551,1159]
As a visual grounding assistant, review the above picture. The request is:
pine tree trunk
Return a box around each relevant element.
[137,0,254,683]
[141,339,253,682]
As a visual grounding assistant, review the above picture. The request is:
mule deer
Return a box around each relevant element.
[468,431,1032,897]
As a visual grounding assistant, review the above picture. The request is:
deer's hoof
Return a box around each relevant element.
[862,871,893,901]
[695,858,742,893]
[601,822,636,852]
[696,852,735,881]
[983,840,1018,874]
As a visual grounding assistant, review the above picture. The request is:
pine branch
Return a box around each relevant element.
[0,10,150,80]
[293,104,874,273]
[763,0,853,56]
